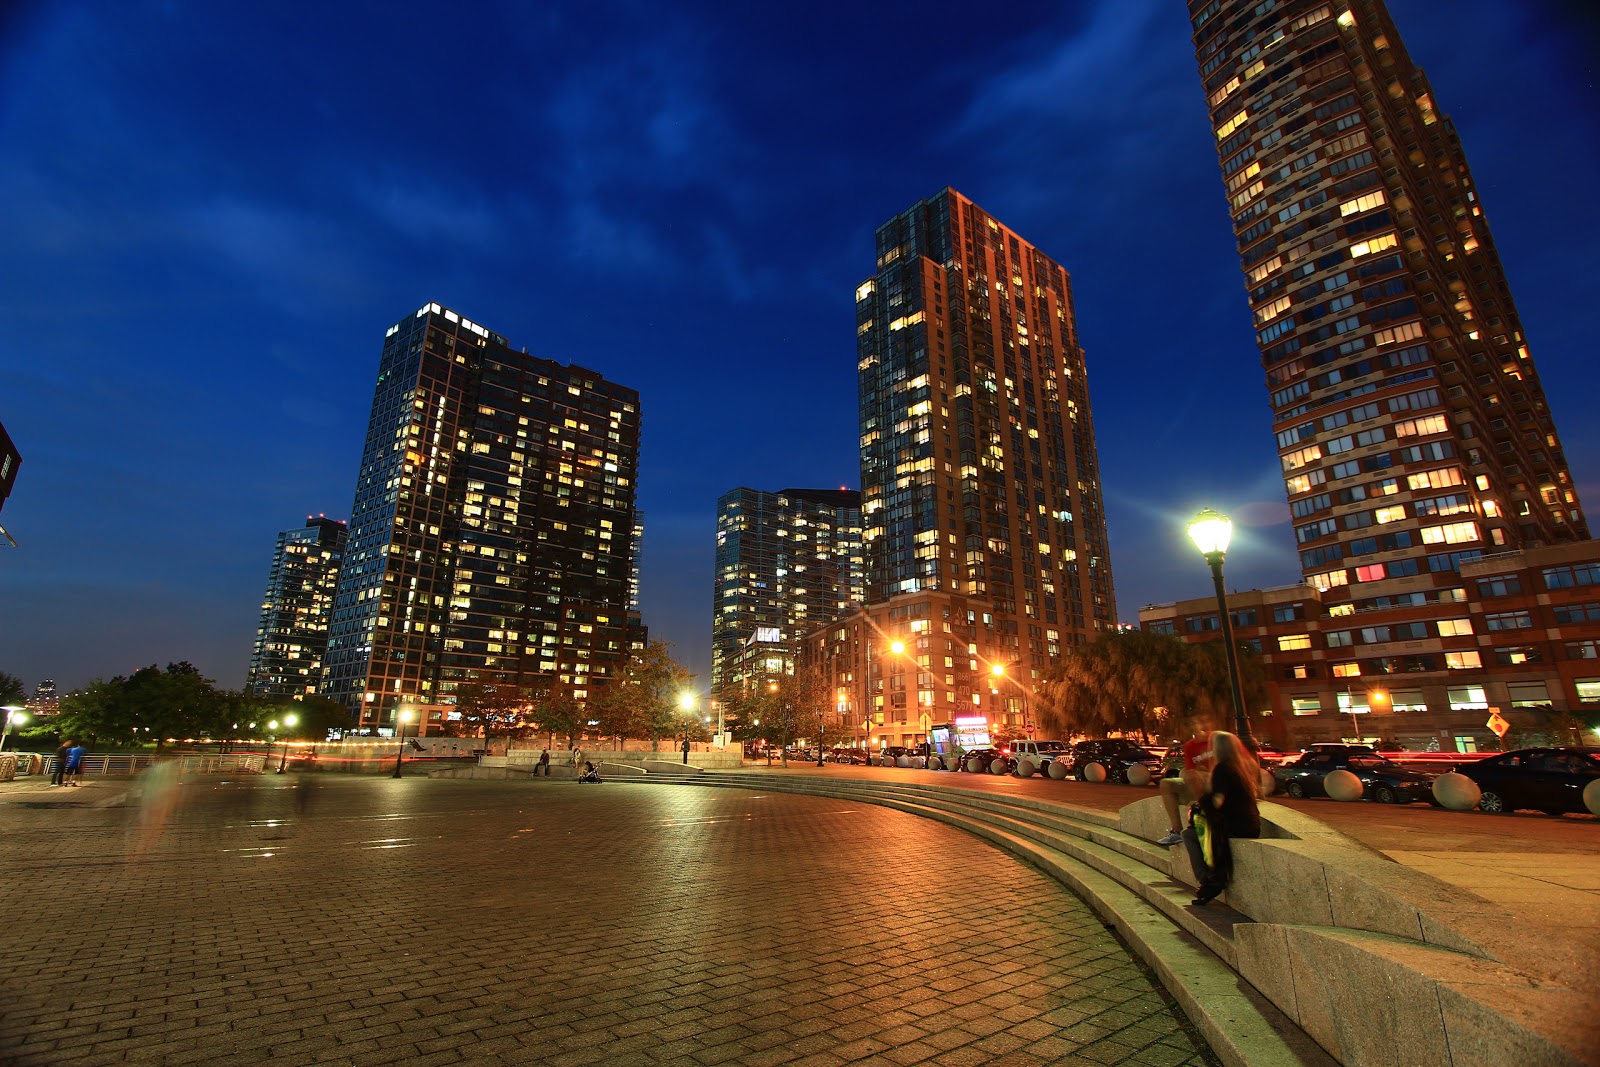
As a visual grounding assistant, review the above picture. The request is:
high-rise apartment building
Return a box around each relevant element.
[799,190,1116,749]
[857,189,1115,635]
[1184,0,1590,738]
[321,302,641,735]
[246,516,348,700]
[29,678,58,717]
[712,487,864,701]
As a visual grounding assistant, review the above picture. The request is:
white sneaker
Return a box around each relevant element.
[1156,830,1183,846]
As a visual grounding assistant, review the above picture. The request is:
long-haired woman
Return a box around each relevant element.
[1187,730,1261,906]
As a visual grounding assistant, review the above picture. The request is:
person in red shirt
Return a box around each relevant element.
[1157,717,1214,846]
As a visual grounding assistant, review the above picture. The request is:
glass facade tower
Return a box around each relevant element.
[855,188,1115,642]
[712,487,864,702]
[321,302,641,733]
[1187,0,1589,720]
[247,516,348,700]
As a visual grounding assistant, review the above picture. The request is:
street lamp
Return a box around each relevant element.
[1187,508,1254,747]
[392,709,413,779]
[990,661,1032,734]
[678,692,695,763]
[0,707,27,752]
[276,712,299,773]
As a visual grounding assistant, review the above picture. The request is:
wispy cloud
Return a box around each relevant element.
[942,0,1205,220]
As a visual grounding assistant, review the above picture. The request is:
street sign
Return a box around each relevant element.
[1485,711,1510,737]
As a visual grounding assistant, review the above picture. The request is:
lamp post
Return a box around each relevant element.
[391,709,412,778]
[1187,508,1254,747]
[678,692,695,763]
[991,661,1032,734]
[0,706,26,752]
[889,639,907,752]
[275,712,299,773]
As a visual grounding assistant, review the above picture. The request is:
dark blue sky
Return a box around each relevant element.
[2,1,1596,694]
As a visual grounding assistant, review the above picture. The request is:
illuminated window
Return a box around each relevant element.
[1436,619,1473,637]
[1278,634,1313,651]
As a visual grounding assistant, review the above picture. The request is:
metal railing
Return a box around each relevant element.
[10,753,269,777]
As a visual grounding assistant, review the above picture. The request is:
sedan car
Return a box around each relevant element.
[1273,751,1434,803]
[956,748,1015,774]
[1451,748,1600,816]
[1070,740,1162,784]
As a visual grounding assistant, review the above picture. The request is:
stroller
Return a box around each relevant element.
[577,760,602,784]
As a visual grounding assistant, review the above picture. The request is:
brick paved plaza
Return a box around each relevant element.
[0,776,1217,1066]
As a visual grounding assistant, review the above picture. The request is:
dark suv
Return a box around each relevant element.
[1070,740,1162,784]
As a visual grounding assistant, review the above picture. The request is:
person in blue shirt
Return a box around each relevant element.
[64,742,86,786]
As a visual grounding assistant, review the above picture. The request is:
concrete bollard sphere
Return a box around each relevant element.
[928,756,944,771]
[967,757,986,773]
[1324,768,1364,801]
[1015,758,1036,778]
[1083,762,1107,783]
[878,755,893,767]
[1433,772,1481,811]
[989,758,1009,775]
[1584,778,1600,818]
[1258,767,1277,796]
[1126,764,1151,787]
[895,755,912,768]
[1047,760,1069,780]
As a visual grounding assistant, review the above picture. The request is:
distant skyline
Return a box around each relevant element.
[2,0,1596,694]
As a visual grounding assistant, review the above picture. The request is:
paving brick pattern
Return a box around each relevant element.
[0,776,1217,1065]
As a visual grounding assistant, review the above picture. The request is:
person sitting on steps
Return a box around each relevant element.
[1156,715,1214,847]
[1186,730,1262,906]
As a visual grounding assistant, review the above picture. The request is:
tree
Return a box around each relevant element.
[1036,630,1266,742]
[607,640,695,750]
[55,663,229,747]
[286,694,355,740]
[587,683,633,749]
[531,682,583,748]
[451,674,532,750]
[748,676,802,763]
[0,670,24,708]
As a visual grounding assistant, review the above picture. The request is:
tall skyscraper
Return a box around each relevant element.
[321,302,642,735]
[799,190,1116,750]
[1182,0,1591,737]
[246,516,348,700]
[857,189,1115,634]
[712,487,864,702]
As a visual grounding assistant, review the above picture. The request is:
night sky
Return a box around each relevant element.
[2,1,1596,695]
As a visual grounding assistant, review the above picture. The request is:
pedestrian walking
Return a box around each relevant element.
[51,739,73,786]
[65,741,87,787]
[537,749,550,776]
[1184,730,1261,907]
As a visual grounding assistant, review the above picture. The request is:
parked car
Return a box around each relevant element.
[1070,740,1162,784]
[827,748,868,765]
[957,747,1015,774]
[1273,751,1434,803]
[1010,739,1071,773]
[1450,748,1600,816]
[878,745,914,765]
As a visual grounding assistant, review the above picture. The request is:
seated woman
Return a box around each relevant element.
[1185,730,1261,906]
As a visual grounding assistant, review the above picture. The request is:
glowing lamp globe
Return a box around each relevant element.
[1188,508,1233,558]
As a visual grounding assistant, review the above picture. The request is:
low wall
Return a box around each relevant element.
[1118,796,1599,1066]
[501,748,743,771]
